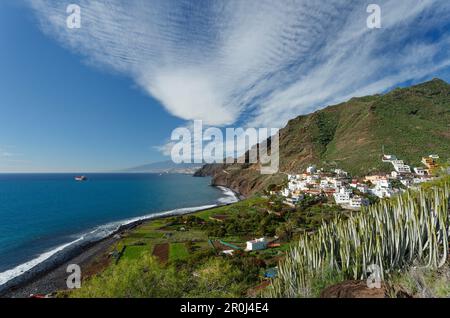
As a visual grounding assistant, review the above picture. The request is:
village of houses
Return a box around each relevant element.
[280,154,441,210]
[215,154,443,256]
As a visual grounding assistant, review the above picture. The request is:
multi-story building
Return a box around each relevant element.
[333,187,352,204]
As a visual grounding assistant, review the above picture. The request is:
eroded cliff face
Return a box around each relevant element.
[194,163,286,196]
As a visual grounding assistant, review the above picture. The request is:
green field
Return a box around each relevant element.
[121,245,149,261]
[169,243,189,261]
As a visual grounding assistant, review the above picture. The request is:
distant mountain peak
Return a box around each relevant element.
[122,160,204,173]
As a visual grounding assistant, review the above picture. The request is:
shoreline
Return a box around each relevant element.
[0,186,242,298]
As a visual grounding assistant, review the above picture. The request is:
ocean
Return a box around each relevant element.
[0,173,237,288]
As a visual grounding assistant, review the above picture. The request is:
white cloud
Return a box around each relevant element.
[0,146,17,158]
[28,0,450,131]
[153,142,175,157]
[0,152,14,158]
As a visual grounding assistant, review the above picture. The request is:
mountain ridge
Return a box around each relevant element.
[195,78,450,195]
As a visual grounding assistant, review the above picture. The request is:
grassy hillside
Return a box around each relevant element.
[280,78,450,174]
[197,79,450,195]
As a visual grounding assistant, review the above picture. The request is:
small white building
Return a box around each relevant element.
[375,178,390,188]
[414,167,426,176]
[349,196,369,209]
[285,196,300,205]
[357,184,368,194]
[246,238,268,251]
[400,179,412,187]
[391,171,400,179]
[306,174,319,183]
[319,180,330,189]
[413,176,433,185]
[370,178,393,198]
[334,169,348,177]
[333,187,352,204]
[306,165,317,174]
[332,179,344,189]
[392,160,411,174]
[370,187,392,198]
[382,155,398,163]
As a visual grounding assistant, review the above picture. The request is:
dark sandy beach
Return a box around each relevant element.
[1,235,119,298]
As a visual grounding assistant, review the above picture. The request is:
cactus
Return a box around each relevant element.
[266,182,450,298]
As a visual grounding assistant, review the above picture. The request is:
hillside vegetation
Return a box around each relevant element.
[266,177,450,298]
[196,79,450,195]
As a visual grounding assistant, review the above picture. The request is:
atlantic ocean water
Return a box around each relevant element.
[0,173,237,287]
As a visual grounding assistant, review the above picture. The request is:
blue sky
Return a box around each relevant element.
[0,1,185,172]
[1,0,450,172]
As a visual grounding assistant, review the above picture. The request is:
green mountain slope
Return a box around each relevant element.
[280,78,450,174]
[196,79,450,195]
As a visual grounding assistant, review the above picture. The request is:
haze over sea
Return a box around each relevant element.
[0,173,237,286]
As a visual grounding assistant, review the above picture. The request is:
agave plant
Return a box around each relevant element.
[267,182,450,298]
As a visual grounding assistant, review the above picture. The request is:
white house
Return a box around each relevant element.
[282,188,291,197]
[371,187,392,198]
[349,196,369,209]
[375,178,390,188]
[400,179,412,187]
[370,178,393,198]
[395,165,411,174]
[246,238,268,251]
[332,179,344,189]
[306,165,317,174]
[285,196,301,205]
[306,174,318,183]
[320,180,330,189]
[392,160,411,173]
[391,171,400,179]
[382,155,398,162]
[413,176,432,185]
[414,167,426,176]
[357,184,368,194]
[333,187,352,204]
[334,169,348,177]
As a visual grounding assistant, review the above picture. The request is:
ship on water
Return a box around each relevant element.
[74,176,87,181]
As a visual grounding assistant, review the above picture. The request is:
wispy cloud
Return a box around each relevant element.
[153,142,176,157]
[0,147,30,169]
[0,146,19,159]
[29,0,450,131]
[0,152,14,158]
